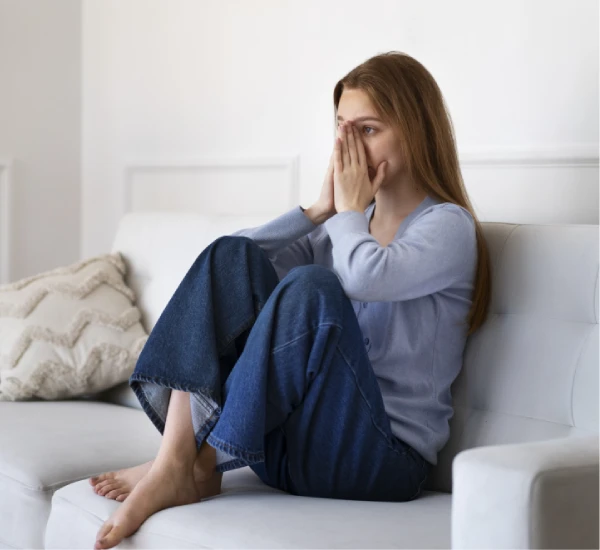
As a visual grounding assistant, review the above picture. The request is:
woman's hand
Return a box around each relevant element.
[314,148,336,216]
[302,147,337,225]
[333,121,387,213]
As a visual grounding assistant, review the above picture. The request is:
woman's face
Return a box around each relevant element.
[336,88,405,185]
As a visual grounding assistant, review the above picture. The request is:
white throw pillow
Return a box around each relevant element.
[0,252,148,401]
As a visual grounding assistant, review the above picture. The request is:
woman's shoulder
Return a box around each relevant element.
[421,200,475,226]
[411,201,476,247]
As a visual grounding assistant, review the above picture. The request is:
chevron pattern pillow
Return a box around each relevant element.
[0,252,148,401]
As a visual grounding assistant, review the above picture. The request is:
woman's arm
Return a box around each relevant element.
[324,204,477,302]
[229,205,320,280]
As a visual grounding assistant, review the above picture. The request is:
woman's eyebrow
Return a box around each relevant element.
[337,115,383,123]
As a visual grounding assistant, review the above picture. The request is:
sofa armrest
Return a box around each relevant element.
[451,435,599,549]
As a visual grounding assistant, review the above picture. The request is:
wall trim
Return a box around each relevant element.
[121,156,301,216]
[458,146,598,168]
[117,148,597,223]
[0,159,13,284]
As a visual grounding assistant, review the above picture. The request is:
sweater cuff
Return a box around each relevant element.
[295,205,318,229]
[324,210,369,244]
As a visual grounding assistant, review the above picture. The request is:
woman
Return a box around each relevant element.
[90,51,492,549]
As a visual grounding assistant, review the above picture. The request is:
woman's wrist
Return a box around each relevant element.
[301,204,333,225]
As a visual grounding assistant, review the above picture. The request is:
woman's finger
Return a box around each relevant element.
[334,135,343,173]
[341,124,350,169]
[347,123,358,167]
[353,126,367,168]
[328,148,335,177]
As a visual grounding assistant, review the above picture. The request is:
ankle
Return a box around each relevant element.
[153,452,195,474]
[194,441,217,479]
[198,441,217,463]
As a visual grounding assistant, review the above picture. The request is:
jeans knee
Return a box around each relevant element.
[286,265,344,296]
[202,235,258,262]
[276,265,346,330]
[212,235,254,249]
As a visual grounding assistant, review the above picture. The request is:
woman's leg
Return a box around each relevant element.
[128,235,281,459]
[155,389,215,475]
[202,263,431,501]
[94,389,223,549]
[91,235,280,500]
[93,237,430,548]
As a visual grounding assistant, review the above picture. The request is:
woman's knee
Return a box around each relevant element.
[211,235,254,251]
[284,264,344,296]
[200,235,261,263]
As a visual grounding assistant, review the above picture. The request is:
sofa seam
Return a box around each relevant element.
[0,467,121,495]
[452,403,574,426]
[0,468,61,493]
[569,323,597,426]
[495,225,519,286]
[594,264,599,323]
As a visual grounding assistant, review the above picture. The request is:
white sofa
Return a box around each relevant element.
[0,211,598,549]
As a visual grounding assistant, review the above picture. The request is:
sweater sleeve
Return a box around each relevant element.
[323,204,477,302]
[229,205,318,279]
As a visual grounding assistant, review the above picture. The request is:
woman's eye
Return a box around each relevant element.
[335,124,374,135]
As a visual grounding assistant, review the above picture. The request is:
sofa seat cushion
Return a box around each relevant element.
[0,401,161,549]
[45,467,452,549]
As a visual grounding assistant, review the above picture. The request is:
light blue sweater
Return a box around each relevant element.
[230,195,477,465]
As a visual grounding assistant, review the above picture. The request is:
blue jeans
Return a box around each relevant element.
[129,236,431,502]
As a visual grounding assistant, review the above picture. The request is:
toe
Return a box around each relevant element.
[96,523,127,549]
[94,479,109,491]
[98,483,120,496]
[90,475,104,486]
[105,488,124,500]
[95,522,114,549]
[96,479,114,492]
[93,473,112,485]
[115,493,129,502]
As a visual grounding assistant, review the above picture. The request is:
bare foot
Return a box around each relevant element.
[89,461,153,502]
[94,459,222,550]
[89,440,218,501]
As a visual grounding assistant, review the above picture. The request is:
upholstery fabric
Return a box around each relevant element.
[0,211,596,549]
[100,214,599,493]
[45,468,453,549]
[0,401,160,549]
[0,253,148,400]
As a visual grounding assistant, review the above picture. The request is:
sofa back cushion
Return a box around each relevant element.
[427,222,598,492]
[94,212,273,408]
[96,212,599,494]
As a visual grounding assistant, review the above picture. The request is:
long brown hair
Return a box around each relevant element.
[333,51,491,337]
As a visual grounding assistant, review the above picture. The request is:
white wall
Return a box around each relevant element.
[2,0,597,272]
[0,0,81,282]
[80,0,599,259]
